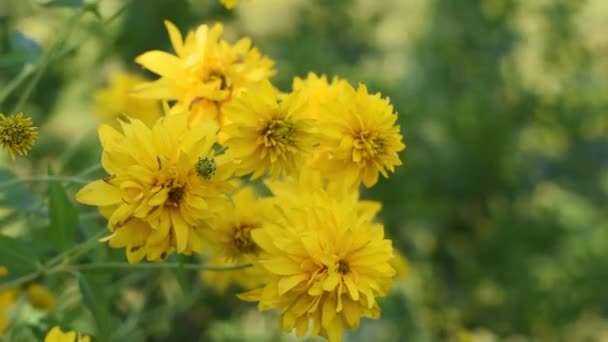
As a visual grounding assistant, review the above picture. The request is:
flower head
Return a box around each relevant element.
[292,72,348,120]
[201,186,271,292]
[76,115,234,263]
[134,21,275,127]
[239,176,395,342]
[44,326,90,342]
[222,80,317,179]
[0,112,38,160]
[313,82,405,188]
[94,71,162,129]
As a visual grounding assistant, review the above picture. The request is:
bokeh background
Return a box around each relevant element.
[1,0,608,341]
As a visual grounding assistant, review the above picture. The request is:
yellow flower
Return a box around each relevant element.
[239,177,395,342]
[0,266,16,336]
[292,72,348,120]
[313,82,405,188]
[201,186,271,292]
[44,326,90,342]
[94,71,162,129]
[0,112,38,160]
[134,21,275,127]
[76,115,234,263]
[220,0,239,9]
[26,284,56,310]
[222,80,317,179]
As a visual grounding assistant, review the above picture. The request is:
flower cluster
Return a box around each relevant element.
[77,19,406,341]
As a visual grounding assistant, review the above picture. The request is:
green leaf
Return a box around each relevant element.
[48,168,79,252]
[39,0,84,8]
[0,234,40,274]
[0,169,40,211]
[78,273,111,342]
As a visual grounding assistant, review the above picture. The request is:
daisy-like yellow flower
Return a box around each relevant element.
[292,72,348,120]
[313,82,405,188]
[76,115,234,263]
[0,112,38,160]
[94,71,163,129]
[0,266,16,336]
[222,80,317,179]
[239,177,395,342]
[134,20,275,127]
[44,326,90,342]
[201,186,270,292]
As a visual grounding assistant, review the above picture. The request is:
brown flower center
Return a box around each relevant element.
[166,186,185,207]
[337,259,350,275]
[232,224,258,254]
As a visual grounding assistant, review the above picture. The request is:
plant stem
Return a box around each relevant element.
[0,175,91,190]
[72,262,253,272]
[0,272,39,292]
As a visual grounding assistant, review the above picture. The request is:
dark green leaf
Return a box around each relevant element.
[0,169,40,211]
[48,168,79,252]
[78,273,110,342]
[0,234,40,274]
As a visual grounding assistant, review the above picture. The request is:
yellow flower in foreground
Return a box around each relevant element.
[314,82,405,188]
[239,178,395,342]
[0,112,38,160]
[94,71,162,129]
[0,266,16,336]
[201,186,271,292]
[134,21,274,126]
[222,80,317,179]
[45,326,90,342]
[292,72,348,120]
[76,115,234,262]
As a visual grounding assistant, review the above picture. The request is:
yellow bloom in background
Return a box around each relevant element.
[44,326,90,342]
[220,0,239,9]
[313,82,405,188]
[0,266,16,336]
[93,71,163,129]
[134,20,275,127]
[222,80,317,179]
[26,284,56,310]
[0,112,38,160]
[292,72,348,120]
[201,186,271,292]
[239,178,395,342]
[76,115,234,262]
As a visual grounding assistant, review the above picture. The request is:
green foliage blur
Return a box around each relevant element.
[1,0,608,341]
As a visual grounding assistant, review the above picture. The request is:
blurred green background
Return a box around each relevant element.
[2,0,608,341]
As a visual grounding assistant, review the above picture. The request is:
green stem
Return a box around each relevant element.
[0,63,36,106]
[0,271,39,292]
[72,262,253,272]
[11,9,85,114]
[0,175,91,190]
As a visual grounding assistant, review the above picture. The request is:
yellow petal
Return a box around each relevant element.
[76,180,122,206]
[135,50,182,78]
[164,20,184,56]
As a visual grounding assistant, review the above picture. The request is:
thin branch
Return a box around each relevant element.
[72,262,253,272]
[0,175,92,190]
